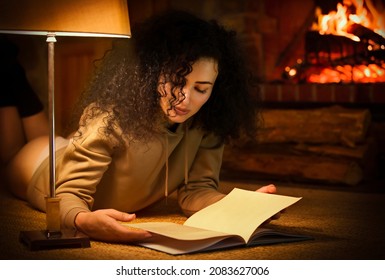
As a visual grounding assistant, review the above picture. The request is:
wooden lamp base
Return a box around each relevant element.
[19,229,90,251]
[19,197,90,251]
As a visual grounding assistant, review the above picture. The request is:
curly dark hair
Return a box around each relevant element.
[71,10,261,145]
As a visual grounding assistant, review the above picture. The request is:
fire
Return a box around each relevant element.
[351,0,385,38]
[314,3,360,41]
[312,0,385,40]
[307,63,385,83]
[285,0,385,83]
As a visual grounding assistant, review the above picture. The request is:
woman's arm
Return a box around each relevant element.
[177,132,281,221]
[55,114,115,228]
[55,113,152,242]
[177,132,226,216]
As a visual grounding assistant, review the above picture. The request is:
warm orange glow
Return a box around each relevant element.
[306,0,385,83]
[315,3,360,41]
[351,0,385,38]
[308,63,385,83]
[289,68,297,77]
[312,0,385,41]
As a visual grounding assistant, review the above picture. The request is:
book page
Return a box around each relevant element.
[184,188,301,243]
[129,222,244,255]
[129,222,231,241]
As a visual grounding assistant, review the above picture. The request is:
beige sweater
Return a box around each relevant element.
[27,114,226,229]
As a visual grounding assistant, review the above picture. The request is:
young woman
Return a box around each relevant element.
[0,11,278,243]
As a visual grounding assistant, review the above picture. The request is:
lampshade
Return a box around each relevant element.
[0,0,131,38]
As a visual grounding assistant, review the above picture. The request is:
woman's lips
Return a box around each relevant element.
[174,107,189,116]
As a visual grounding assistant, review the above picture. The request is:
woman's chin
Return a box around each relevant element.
[167,115,189,124]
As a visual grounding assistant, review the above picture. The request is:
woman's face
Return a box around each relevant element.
[159,58,218,124]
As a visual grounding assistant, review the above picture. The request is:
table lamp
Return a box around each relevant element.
[0,0,131,250]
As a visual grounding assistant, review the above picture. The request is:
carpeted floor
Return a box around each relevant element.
[0,179,384,260]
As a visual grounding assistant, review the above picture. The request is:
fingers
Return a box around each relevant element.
[103,209,153,240]
[99,208,137,222]
[85,209,152,243]
[256,184,277,194]
[255,184,283,226]
[114,223,153,242]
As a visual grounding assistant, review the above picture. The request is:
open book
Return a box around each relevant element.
[128,188,312,255]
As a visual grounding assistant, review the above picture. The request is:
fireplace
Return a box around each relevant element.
[7,0,384,188]
[284,1,385,84]
[219,0,385,188]
[260,0,385,106]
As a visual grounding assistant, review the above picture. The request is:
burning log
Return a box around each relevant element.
[305,31,367,65]
[347,23,385,46]
[289,30,385,83]
[297,1,385,83]
[307,63,385,83]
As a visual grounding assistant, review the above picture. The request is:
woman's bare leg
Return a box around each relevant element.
[0,106,49,200]
[1,38,50,199]
[0,107,26,166]
[22,111,49,142]
[5,135,49,200]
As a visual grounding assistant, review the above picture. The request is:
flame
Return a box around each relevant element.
[354,0,385,37]
[312,0,385,40]
[307,63,385,83]
[315,3,360,41]
[301,0,385,83]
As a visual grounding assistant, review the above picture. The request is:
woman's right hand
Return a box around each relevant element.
[74,209,152,243]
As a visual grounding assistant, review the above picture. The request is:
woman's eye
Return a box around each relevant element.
[195,87,207,94]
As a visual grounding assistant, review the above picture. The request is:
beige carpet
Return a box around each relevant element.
[0,180,384,260]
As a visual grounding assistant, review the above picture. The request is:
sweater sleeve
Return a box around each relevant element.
[55,113,120,229]
[177,132,226,216]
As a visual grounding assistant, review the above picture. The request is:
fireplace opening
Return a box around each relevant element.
[220,0,385,190]
[283,0,385,84]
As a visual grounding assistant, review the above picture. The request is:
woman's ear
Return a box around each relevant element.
[157,73,167,97]
[157,81,168,97]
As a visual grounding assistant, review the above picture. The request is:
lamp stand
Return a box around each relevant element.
[19,34,90,250]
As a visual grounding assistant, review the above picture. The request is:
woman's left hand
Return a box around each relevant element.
[255,184,283,223]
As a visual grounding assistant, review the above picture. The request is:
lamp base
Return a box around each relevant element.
[19,229,90,251]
